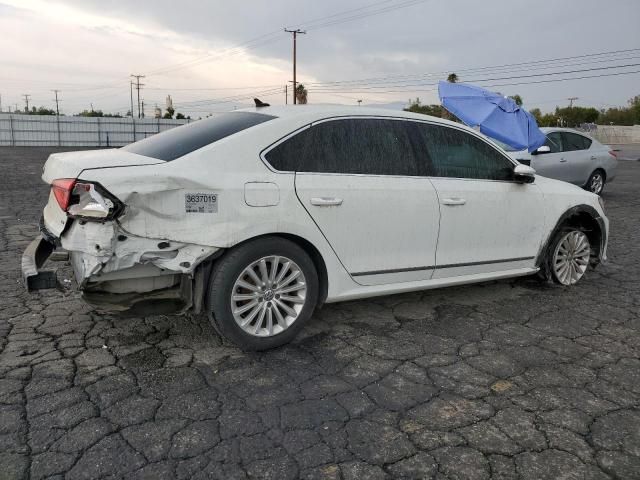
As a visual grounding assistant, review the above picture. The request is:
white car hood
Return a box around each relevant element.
[42,149,163,183]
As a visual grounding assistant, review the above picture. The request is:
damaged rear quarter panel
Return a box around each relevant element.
[78,134,320,249]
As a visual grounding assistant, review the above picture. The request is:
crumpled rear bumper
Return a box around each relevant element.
[22,237,57,291]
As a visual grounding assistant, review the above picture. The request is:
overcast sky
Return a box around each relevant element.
[1,0,639,117]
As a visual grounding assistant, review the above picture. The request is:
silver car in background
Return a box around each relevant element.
[504,128,617,195]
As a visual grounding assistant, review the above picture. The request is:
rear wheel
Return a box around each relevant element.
[206,237,318,350]
[549,227,591,286]
[586,169,605,195]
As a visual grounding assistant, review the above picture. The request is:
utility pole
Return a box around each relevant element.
[285,84,288,105]
[568,97,578,108]
[0,93,2,113]
[284,29,306,104]
[129,81,134,117]
[52,90,61,115]
[131,74,145,118]
[52,90,61,146]
[22,94,31,113]
[141,99,145,118]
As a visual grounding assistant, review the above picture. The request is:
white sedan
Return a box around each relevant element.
[503,127,617,195]
[24,105,609,350]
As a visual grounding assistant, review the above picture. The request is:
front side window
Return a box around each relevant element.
[544,132,563,153]
[562,132,592,151]
[123,112,276,161]
[414,124,515,180]
[265,118,427,176]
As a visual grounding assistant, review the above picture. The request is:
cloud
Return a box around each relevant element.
[1,0,639,116]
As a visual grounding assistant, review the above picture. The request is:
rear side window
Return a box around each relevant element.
[265,118,428,176]
[123,112,276,161]
[562,132,592,151]
[414,124,515,181]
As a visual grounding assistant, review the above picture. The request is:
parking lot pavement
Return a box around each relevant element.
[1,147,639,480]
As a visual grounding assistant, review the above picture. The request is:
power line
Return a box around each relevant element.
[146,0,428,77]
[139,49,640,94]
[299,0,428,31]
[307,63,640,93]
[308,69,640,95]
[304,48,640,87]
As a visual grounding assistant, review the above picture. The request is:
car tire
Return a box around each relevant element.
[546,226,591,286]
[206,237,319,351]
[585,169,605,195]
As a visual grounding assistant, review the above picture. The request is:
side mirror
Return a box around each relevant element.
[514,164,536,183]
[532,145,551,155]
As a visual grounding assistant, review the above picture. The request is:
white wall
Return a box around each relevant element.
[587,125,640,145]
[0,114,189,147]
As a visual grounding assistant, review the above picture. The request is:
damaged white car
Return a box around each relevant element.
[24,105,609,350]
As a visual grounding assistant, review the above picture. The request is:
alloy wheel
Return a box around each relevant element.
[552,230,590,286]
[589,173,604,194]
[230,255,307,337]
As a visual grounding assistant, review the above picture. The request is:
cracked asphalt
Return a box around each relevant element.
[1,147,639,480]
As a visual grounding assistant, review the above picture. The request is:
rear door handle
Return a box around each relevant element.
[310,197,343,206]
[590,155,597,160]
[441,197,466,206]
[559,158,567,163]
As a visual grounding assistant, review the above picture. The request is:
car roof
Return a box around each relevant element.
[237,104,467,129]
[541,127,590,135]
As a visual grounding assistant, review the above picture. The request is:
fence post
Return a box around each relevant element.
[9,114,15,146]
[157,117,160,134]
[97,117,101,147]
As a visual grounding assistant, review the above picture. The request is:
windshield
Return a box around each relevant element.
[123,112,276,161]
[490,139,520,152]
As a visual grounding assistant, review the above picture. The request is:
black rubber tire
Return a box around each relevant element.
[546,226,590,286]
[206,237,318,351]
[585,169,606,195]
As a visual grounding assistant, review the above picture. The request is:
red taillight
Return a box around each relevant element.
[608,150,618,159]
[51,178,76,211]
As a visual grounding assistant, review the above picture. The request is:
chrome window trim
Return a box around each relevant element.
[259,115,521,182]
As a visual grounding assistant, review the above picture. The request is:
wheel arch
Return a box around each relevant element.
[196,232,329,310]
[536,204,606,278]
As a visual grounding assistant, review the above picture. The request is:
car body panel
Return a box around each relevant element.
[295,172,440,285]
[429,178,545,278]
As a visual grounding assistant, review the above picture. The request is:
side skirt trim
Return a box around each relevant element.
[351,256,534,277]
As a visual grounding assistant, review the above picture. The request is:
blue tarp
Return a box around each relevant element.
[438,81,546,153]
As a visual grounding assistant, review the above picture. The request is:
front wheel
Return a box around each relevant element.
[586,170,605,195]
[549,228,591,286]
[206,237,318,351]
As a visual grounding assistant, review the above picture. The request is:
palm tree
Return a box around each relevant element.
[447,73,459,83]
[295,84,308,104]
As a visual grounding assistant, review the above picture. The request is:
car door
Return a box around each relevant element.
[263,117,441,286]
[413,122,545,279]
[530,131,572,181]
[561,132,593,185]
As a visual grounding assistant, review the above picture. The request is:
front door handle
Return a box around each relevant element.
[310,197,343,206]
[441,197,466,206]
[590,155,597,160]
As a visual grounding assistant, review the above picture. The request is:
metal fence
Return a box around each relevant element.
[0,114,190,147]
